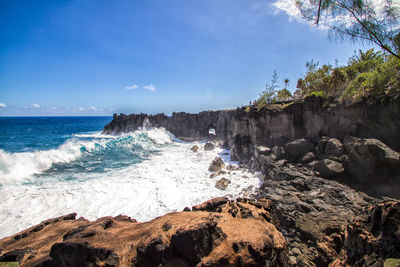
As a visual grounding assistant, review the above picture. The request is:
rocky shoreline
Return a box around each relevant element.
[1,96,400,266]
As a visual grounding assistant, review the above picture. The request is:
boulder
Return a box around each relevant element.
[271,146,285,160]
[191,145,199,152]
[325,138,345,157]
[215,178,231,190]
[208,157,225,172]
[204,142,215,151]
[301,152,316,163]
[285,139,314,158]
[316,137,329,157]
[344,136,400,181]
[255,146,272,157]
[315,159,345,177]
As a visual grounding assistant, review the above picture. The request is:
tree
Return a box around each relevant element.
[257,70,279,104]
[351,48,383,63]
[284,78,290,89]
[277,88,293,101]
[296,0,400,59]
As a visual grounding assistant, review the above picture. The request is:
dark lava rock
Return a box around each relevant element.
[332,201,400,267]
[208,157,225,172]
[285,139,314,158]
[215,178,231,190]
[204,142,215,151]
[315,159,345,178]
[325,138,345,158]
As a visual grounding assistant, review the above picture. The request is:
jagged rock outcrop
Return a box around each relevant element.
[0,199,288,267]
[254,151,400,266]
[331,201,400,267]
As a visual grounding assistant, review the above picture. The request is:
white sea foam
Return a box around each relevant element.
[0,128,260,238]
[0,140,84,184]
[0,127,173,184]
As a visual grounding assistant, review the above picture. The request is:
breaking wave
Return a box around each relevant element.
[0,127,174,184]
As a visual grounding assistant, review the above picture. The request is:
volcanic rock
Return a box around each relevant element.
[204,142,215,151]
[302,152,316,163]
[333,201,400,266]
[285,138,314,158]
[215,178,231,190]
[325,138,344,158]
[315,158,345,178]
[0,199,288,267]
[344,136,400,182]
[272,146,285,160]
[208,157,225,172]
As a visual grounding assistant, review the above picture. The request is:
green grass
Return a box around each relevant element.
[0,263,19,267]
[384,258,400,267]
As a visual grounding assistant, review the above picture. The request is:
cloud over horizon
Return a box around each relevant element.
[125,84,138,90]
[125,84,156,91]
[31,104,40,108]
[143,84,156,91]
[0,103,6,108]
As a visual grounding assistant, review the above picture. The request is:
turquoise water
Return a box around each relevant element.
[0,116,163,183]
[0,117,112,153]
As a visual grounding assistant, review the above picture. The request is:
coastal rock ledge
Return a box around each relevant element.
[0,198,288,267]
[1,198,399,266]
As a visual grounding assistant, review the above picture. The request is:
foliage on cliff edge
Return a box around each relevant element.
[255,50,400,109]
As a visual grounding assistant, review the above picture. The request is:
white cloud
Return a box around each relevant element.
[272,0,302,21]
[0,103,6,108]
[272,0,399,29]
[78,106,101,112]
[31,103,40,108]
[125,84,138,90]
[143,84,156,91]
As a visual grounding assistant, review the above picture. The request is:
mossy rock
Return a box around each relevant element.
[384,258,400,267]
[0,263,19,267]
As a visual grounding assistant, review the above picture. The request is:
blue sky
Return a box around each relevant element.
[0,0,373,116]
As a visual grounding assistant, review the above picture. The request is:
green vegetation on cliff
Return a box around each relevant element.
[256,50,400,108]
[297,49,400,101]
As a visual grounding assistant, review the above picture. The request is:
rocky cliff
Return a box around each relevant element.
[103,96,400,161]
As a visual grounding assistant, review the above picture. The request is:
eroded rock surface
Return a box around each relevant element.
[332,201,400,267]
[0,199,288,267]
[208,157,225,172]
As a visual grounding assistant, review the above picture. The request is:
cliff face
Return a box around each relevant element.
[103,96,400,162]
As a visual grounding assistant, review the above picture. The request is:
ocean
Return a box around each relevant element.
[0,116,260,238]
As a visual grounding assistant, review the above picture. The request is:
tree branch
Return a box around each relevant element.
[337,2,400,59]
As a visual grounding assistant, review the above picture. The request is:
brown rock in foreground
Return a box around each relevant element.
[0,198,288,267]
